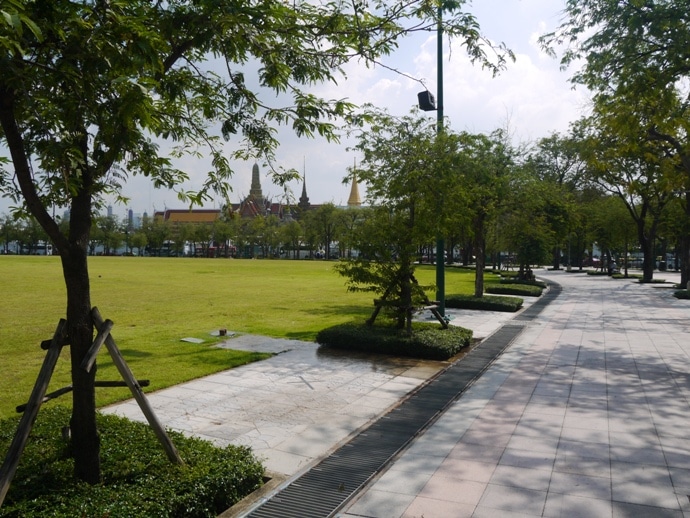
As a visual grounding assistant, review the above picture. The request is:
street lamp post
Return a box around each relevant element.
[417,5,445,317]
[435,3,445,317]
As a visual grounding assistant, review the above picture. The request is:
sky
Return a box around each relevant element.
[1,0,591,220]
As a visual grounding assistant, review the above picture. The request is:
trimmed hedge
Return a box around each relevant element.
[499,278,548,289]
[316,321,472,361]
[673,290,690,299]
[486,284,543,297]
[445,294,523,312]
[0,406,264,518]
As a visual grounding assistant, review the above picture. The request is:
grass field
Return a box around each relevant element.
[0,256,490,419]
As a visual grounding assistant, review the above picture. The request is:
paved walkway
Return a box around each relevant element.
[103,287,526,478]
[340,269,690,518]
[104,269,690,517]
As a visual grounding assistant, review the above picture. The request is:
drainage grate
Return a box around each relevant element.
[515,280,562,321]
[245,281,561,517]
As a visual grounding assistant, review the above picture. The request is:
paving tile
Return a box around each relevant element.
[543,493,613,518]
[610,461,681,509]
[434,458,496,483]
[490,464,552,491]
[417,475,487,506]
[344,488,415,518]
[402,497,476,518]
[477,483,547,515]
[548,470,611,499]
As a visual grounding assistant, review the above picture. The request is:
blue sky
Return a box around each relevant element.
[1,0,589,219]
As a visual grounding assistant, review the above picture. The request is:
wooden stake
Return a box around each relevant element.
[0,319,67,508]
[91,308,183,466]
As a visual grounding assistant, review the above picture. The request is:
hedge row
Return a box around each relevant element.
[445,294,524,312]
[0,406,264,518]
[486,284,543,297]
[316,321,473,361]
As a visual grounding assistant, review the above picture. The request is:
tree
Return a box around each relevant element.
[458,130,512,297]
[302,203,343,259]
[525,132,586,269]
[501,173,556,276]
[577,113,676,282]
[0,0,510,484]
[339,109,467,331]
[541,0,690,286]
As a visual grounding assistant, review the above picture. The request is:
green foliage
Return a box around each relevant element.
[445,294,523,312]
[499,277,547,288]
[316,321,472,361]
[673,290,690,300]
[486,284,543,297]
[0,406,264,517]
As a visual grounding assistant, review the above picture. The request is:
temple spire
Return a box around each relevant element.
[250,163,263,200]
[347,160,362,207]
[298,158,310,212]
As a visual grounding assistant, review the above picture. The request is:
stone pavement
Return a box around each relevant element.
[104,269,690,517]
[339,269,690,518]
[103,289,526,479]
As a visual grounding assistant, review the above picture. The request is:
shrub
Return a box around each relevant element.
[499,278,547,289]
[445,294,523,312]
[486,284,543,297]
[316,321,472,361]
[0,406,264,518]
[673,290,690,300]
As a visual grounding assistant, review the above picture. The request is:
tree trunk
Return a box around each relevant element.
[62,245,100,483]
[552,246,561,270]
[681,191,690,289]
[62,187,101,483]
[637,223,655,283]
[473,214,486,298]
[474,233,485,298]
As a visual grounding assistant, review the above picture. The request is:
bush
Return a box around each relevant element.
[673,290,690,299]
[486,284,543,297]
[499,278,547,289]
[0,406,264,517]
[445,294,523,312]
[316,321,472,361]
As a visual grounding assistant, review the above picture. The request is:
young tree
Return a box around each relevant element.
[0,0,511,484]
[339,109,467,330]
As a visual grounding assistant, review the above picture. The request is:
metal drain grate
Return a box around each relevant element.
[245,282,561,517]
[515,280,562,321]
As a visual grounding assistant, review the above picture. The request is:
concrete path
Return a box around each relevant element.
[340,270,690,518]
[103,289,526,478]
[104,269,690,517]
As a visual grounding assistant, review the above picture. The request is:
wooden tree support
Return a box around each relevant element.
[0,309,183,509]
[0,319,67,507]
[91,307,183,467]
[367,277,449,329]
[15,380,151,413]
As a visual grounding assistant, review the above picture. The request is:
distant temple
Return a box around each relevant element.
[154,163,362,224]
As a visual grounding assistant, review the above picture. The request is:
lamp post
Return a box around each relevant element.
[417,5,445,317]
[435,3,445,317]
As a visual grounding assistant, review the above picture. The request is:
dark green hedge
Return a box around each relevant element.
[673,290,690,299]
[486,284,543,297]
[499,278,548,289]
[0,406,264,518]
[445,294,523,312]
[316,321,472,361]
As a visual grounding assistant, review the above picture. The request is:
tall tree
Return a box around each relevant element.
[0,0,510,483]
[541,0,690,286]
[525,132,586,270]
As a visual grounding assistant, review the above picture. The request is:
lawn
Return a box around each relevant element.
[0,256,491,419]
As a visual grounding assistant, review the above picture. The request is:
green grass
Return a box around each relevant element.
[0,257,490,419]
